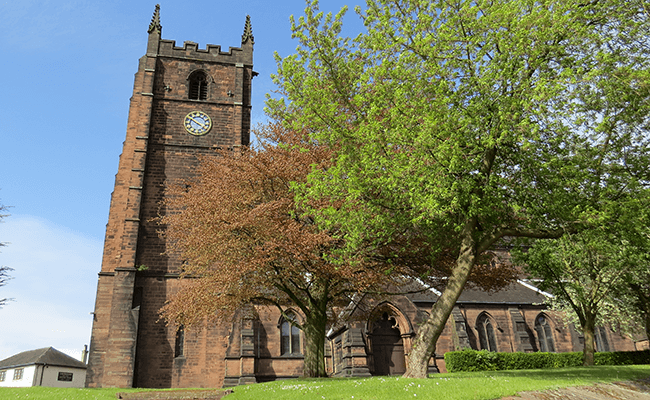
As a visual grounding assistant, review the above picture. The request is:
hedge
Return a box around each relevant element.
[444,349,650,372]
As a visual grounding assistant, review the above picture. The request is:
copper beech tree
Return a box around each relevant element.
[159,122,395,377]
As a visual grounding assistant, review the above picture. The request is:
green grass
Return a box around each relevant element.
[228,365,650,400]
[0,386,159,400]
[1,365,648,400]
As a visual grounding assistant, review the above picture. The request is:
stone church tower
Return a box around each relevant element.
[86,5,254,388]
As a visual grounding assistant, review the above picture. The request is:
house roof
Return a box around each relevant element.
[0,347,86,370]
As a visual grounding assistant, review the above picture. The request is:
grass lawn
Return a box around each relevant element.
[1,365,648,400]
[228,365,650,400]
[0,386,163,400]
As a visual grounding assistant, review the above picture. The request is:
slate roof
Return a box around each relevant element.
[0,347,87,370]
[457,281,548,304]
[405,279,549,305]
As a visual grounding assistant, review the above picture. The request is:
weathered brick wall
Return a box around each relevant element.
[254,306,305,380]
[86,48,157,388]
[328,295,644,376]
[132,47,253,387]
[456,306,575,353]
[87,12,254,388]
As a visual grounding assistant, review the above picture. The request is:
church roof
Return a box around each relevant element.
[457,281,548,304]
[405,279,549,305]
[0,347,86,370]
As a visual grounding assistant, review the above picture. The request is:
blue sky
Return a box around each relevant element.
[0,0,362,361]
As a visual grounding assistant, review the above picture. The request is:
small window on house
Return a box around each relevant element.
[188,71,208,100]
[280,311,301,356]
[13,368,23,380]
[535,314,555,352]
[57,372,73,382]
[175,325,185,357]
[0,370,6,381]
[476,313,498,352]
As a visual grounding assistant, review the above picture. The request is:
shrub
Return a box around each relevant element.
[444,349,650,372]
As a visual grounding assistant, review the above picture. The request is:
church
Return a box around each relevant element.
[85,6,643,389]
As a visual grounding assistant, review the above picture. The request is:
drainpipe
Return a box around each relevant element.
[32,365,40,386]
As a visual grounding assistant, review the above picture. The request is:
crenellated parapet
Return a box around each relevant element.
[147,5,253,65]
[157,40,253,66]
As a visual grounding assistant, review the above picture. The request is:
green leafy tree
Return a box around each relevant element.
[608,206,650,344]
[513,211,650,365]
[269,0,650,377]
[618,271,650,343]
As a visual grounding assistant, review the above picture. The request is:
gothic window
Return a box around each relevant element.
[535,314,555,352]
[280,311,301,356]
[188,71,208,100]
[595,326,610,352]
[476,313,498,352]
[174,325,185,357]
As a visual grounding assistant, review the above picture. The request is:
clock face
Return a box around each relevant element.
[184,111,212,136]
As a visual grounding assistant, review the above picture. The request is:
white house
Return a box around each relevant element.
[0,347,87,388]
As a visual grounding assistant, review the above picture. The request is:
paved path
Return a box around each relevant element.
[116,389,232,400]
[501,377,650,399]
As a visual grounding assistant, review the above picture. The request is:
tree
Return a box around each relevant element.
[159,122,404,377]
[618,269,650,343]
[513,212,650,365]
[607,204,650,344]
[0,199,12,308]
[269,0,650,377]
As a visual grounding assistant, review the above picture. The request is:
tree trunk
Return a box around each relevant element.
[302,308,328,377]
[403,218,478,378]
[582,313,596,366]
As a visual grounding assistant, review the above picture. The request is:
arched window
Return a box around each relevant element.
[280,311,301,356]
[188,71,208,100]
[174,325,184,357]
[595,326,609,352]
[535,314,555,352]
[476,313,498,352]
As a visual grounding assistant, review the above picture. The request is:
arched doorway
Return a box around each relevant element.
[370,312,406,375]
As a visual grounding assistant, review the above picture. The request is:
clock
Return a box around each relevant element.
[183,111,212,136]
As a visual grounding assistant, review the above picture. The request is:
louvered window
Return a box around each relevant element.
[188,71,208,100]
